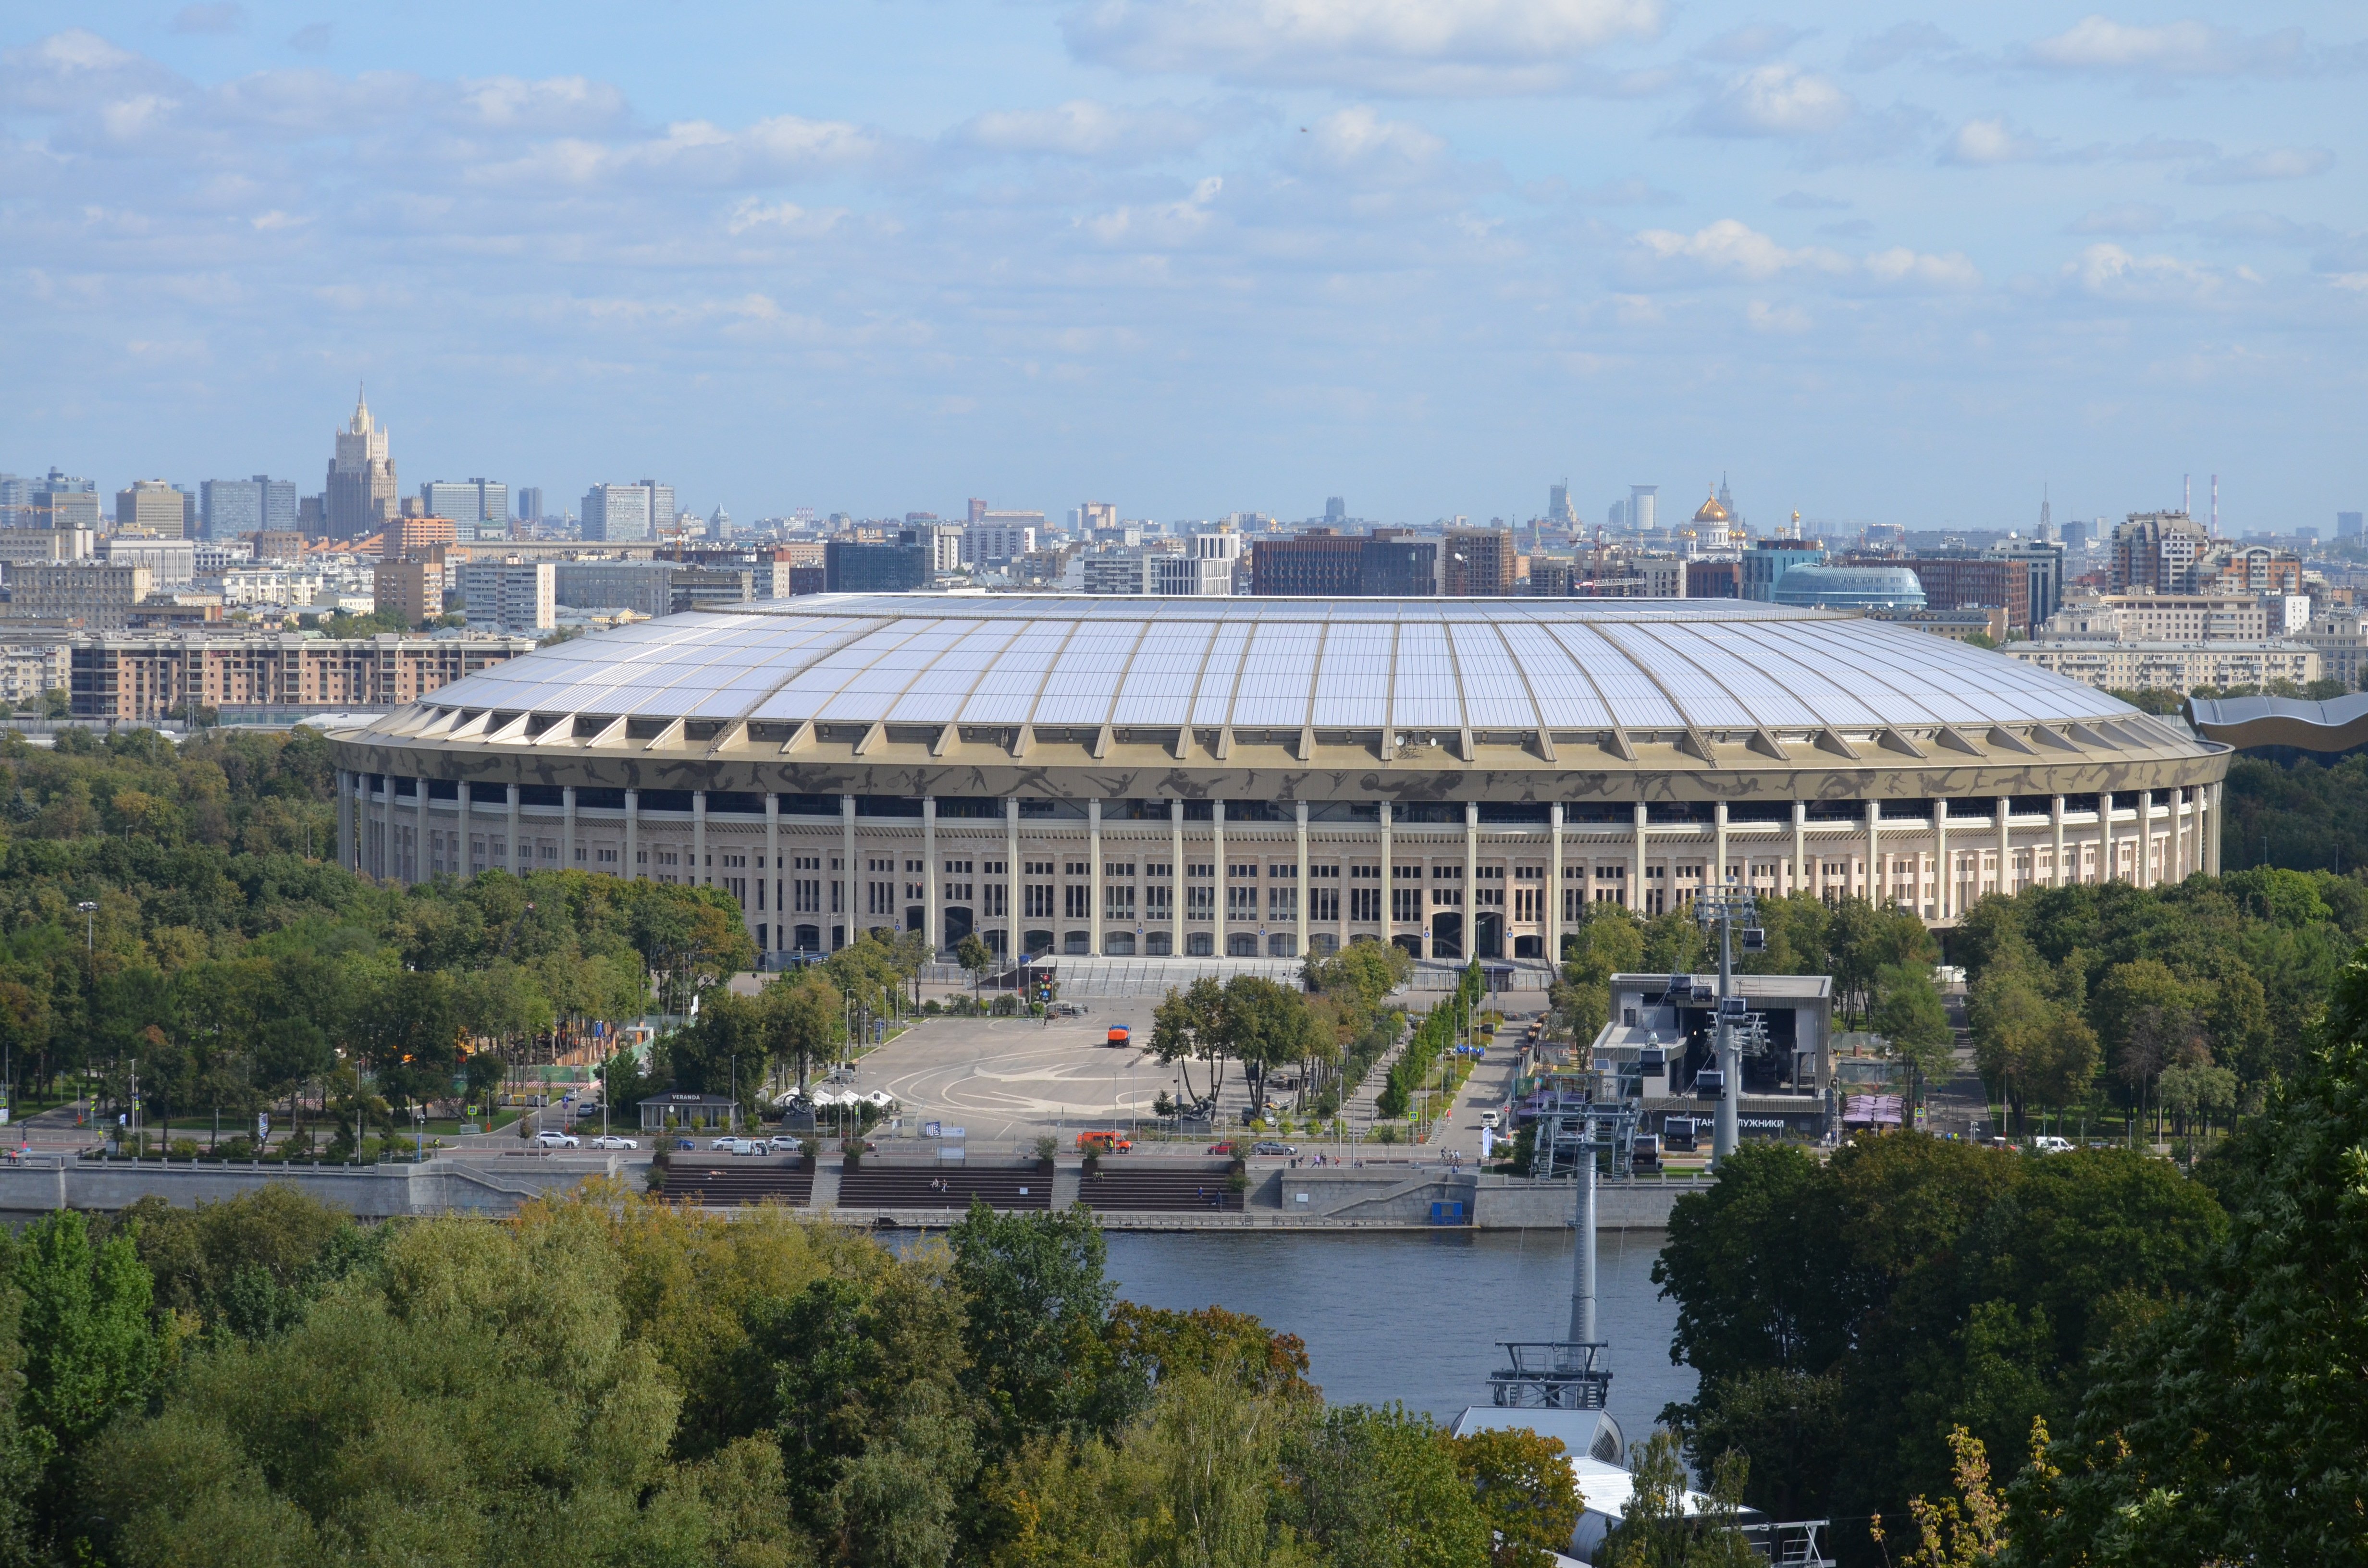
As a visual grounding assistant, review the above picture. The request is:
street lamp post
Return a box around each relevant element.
[76,901,97,953]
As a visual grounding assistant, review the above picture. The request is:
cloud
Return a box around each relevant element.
[2069,203,2171,234]
[1864,246,1981,290]
[1686,64,1854,137]
[1943,117,2057,166]
[726,199,847,237]
[2019,16,2310,79]
[1082,173,1225,247]
[1061,0,1664,95]
[2065,242,2228,301]
[1694,24,1806,64]
[2185,146,2334,184]
[1774,190,1849,210]
[1,28,176,112]
[1746,299,1812,332]
[1286,106,1449,187]
[1846,21,1955,72]
[171,4,246,35]
[474,114,890,189]
[954,99,1216,162]
[1633,218,1850,279]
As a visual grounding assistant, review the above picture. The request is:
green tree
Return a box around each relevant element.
[1871,961,1955,1106]
[14,1209,157,1529]
[766,969,846,1092]
[1285,1402,1490,1568]
[1150,977,1230,1107]
[1600,1431,1754,1568]
[1453,1425,1582,1568]
[949,1200,1125,1456]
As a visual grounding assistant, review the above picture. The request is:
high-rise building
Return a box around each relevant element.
[1248,531,1439,596]
[201,478,263,540]
[967,498,988,526]
[327,389,399,539]
[582,482,663,543]
[260,477,297,533]
[2111,512,2213,594]
[0,473,29,529]
[1628,485,1660,535]
[115,479,187,539]
[383,515,457,561]
[1741,539,1825,601]
[824,539,930,592]
[1081,501,1117,534]
[421,479,508,538]
[29,470,100,532]
[517,487,543,524]
[1442,528,1516,595]
[2340,511,2364,540]
[962,521,1037,568]
[454,560,555,634]
[1325,496,1347,525]
[1548,483,1574,527]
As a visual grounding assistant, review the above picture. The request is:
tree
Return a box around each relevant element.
[1150,977,1230,1108]
[948,1200,1125,1456]
[1599,1431,1753,1568]
[13,1209,157,1532]
[1870,961,1954,1109]
[1454,1425,1582,1568]
[1285,1402,1490,1568]
[765,968,845,1092]
[957,933,994,998]
[1222,976,1317,1117]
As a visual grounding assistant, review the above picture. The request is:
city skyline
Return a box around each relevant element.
[4,1,2362,529]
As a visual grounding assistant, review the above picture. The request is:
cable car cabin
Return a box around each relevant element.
[1106,1025,1131,1048]
[1662,1116,1700,1153]
[1630,1133,1662,1169]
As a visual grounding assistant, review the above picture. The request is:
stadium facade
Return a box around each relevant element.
[327,596,2231,962]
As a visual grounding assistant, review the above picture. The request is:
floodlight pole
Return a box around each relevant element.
[1697,879,1754,1166]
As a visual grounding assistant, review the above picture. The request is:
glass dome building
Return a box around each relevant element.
[327,594,2227,963]
[1769,565,1928,611]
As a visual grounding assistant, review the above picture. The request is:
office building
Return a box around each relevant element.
[1630,485,1659,533]
[73,631,536,721]
[963,521,1037,568]
[261,477,297,533]
[327,390,399,539]
[382,515,457,561]
[0,528,95,574]
[1081,553,1148,595]
[1742,539,1825,602]
[1325,497,1347,526]
[201,478,262,540]
[6,564,153,628]
[30,471,100,532]
[114,479,187,539]
[1547,483,1574,527]
[375,560,445,625]
[1687,561,1742,599]
[824,539,930,593]
[1247,531,1439,596]
[2111,512,2212,594]
[670,567,755,615]
[2340,511,2364,541]
[0,474,28,530]
[421,479,509,539]
[100,538,197,588]
[517,488,543,524]
[556,561,679,618]
[582,480,670,543]
[328,597,2228,956]
[453,560,556,635]
[1443,529,1517,596]
[1081,502,1117,534]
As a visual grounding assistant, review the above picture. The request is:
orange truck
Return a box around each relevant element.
[1106,1025,1131,1048]
[1075,1130,1134,1154]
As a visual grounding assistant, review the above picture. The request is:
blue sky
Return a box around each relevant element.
[4,1,2364,532]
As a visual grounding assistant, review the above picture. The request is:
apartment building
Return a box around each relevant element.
[71,632,538,720]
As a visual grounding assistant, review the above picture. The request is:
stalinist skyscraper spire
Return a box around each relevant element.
[326,384,397,539]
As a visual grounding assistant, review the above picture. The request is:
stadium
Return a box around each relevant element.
[327,595,2231,964]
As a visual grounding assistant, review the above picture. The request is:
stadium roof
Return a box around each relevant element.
[2190,692,2368,753]
[409,594,2155,738]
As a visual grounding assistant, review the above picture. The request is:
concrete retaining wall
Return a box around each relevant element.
[1248,1168,1708,1229]
[0,1155,625,1220]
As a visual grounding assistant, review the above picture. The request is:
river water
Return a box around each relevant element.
[1100,1229,1693,1441]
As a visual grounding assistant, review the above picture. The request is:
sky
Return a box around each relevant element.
[4,1,2365,533]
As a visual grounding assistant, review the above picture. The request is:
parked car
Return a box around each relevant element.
[1250,1141,1298,1157]
[709,1137,762,1156]
[1478,1109,1500,1129]
[589,1134,638,1150]
[2032,1135,2075,1155]
[1075,1130,1133,1154]
[764,1135,806,1154]
[707,1135,743,1151]
[1207,1141,1239,1156]
[1048,1002,1086,1018]
[532,1130,580,1150]
[674,1139,695,1151]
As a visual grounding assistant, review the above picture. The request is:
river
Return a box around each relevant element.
[1100,1228,1693,1441]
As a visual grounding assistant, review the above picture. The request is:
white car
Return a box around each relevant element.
[764,1135,805,1153]
[532,1130,580,1150]
[2032,1135,2075,1155]
[1478,1110,1500,1129]
[589,1134,638,1150]
[712,1137,762,1156]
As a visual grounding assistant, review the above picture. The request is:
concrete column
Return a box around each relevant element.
[378,775,393,881]
[1088,799,1103,958]
[765,793,780,947]
[1295,799,1309,960]
[625,788,640,879]
[1934,799,1950,918]
[2051,796,2066,888]
[1714,799,1729,899]
[693,790,708,887]
[1211,799,1227,957]
[1865,801,1881,907]
[1631,802,1648,914]
[2140,790,2157,887]
[923,797,937,953]
[336,770,353,870]
[841,796,858,947]
[563,785,577,875]
[2206,783,2220,874]
[1464,801,1479,959]
[1791,799,1808,895]
[1996,795,2011,897]
[1006,797,1022,960]
[1379,800,1394,949]
[506,783,520,876]
[1548,802,1565,962]
[415,776,429,884]
[1170,798,1185,957]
